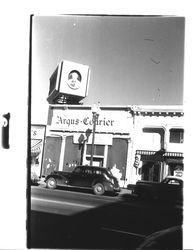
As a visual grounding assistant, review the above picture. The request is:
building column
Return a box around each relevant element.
[164,127,167,149]
[58,135,66,171]
[163,126,169,180]
[82,140,87,165]
[103,144,108,168]
[124,138,133,186]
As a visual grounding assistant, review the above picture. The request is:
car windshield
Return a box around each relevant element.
[74,167,82,173]
[162,178,182,185]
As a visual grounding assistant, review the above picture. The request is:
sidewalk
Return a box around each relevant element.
[119,188,133,195]
[37,177,46,188]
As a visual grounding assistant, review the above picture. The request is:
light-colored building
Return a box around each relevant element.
[38,104,184,188]
[41,105,133,187]
[130,105,184,185]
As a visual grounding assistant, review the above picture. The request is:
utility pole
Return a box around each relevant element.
[90,104,100,166]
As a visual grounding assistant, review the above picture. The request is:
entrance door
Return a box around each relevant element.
[141,162,161,182]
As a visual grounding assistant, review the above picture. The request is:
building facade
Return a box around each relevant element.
[35,104,184,188]
[131,105,184,185]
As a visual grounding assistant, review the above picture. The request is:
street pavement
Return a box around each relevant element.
[29,185,183,249]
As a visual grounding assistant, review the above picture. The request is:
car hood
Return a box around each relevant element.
[137,180,160,185]
[110,176,119,184]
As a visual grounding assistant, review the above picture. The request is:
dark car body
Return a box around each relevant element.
[133,176,183,202]
[44,166,120,195]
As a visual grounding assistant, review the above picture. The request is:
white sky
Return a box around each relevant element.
[32,15,184,124]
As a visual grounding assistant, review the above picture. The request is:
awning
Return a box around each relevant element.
[136,150,183,162]
[31,139,42,158]
[166,158,184,164]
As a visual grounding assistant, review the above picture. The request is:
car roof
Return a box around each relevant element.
[76,165,106,171]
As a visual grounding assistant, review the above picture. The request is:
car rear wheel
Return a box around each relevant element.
[93,183,105,195]
[46,177,57,189]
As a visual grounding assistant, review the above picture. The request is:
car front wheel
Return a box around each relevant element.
[46,177,57,189]
[93,183,105,195]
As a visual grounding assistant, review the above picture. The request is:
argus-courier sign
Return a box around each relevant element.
[50,109,133,134]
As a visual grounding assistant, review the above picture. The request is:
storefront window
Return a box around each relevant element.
[86,145,104,156]
[169,129,184,143]
[41,136,62,176]
[106,138,128,181]
[167,163,183,176]
[85,145,105,167]
[63,136,81,171]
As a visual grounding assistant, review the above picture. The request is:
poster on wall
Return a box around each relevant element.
[31,125,46,180]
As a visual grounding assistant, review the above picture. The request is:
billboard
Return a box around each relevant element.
[47,60,90,104]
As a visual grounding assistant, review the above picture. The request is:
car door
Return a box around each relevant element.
[82,168,94,188]
[165,179,182,199]
[70,167,90,188]
[159,178,181,200]
[70,167,84,187]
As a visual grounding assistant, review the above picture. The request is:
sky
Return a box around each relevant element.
[32,15,185,124]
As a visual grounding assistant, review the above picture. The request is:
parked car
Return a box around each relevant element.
[133,176,183,202]
[45,166,120,195]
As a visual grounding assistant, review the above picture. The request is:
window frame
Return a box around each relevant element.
[169,128,184,144]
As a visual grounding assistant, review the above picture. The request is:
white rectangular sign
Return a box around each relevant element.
[50,108,133,134]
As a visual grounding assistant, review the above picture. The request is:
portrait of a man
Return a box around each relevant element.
[67,70,82,90]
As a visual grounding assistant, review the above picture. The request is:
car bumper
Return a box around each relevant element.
[113,187,121,192]
[104,182,120,192]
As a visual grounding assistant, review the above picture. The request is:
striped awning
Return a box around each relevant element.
[31,139,42,157]
[136,150,183,158]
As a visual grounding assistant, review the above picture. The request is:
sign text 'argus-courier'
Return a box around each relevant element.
[55,115,115,127]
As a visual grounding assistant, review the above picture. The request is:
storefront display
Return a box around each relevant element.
[31,105,184,187]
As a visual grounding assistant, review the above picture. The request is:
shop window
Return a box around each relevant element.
[106,138,128,181]
[85,145,104,167]
[86,145,104,156]
[168,163,184,176]
[41,136,62,176]
[169,129,184,143]
[63,136,82,171]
